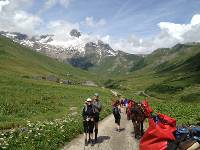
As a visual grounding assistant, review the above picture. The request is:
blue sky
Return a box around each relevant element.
[28,0,200,39]
[1,0,200,53]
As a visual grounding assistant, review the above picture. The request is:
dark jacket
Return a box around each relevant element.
[82,104,95,120]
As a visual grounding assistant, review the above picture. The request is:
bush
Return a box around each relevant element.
[103,79,120,89]
[146,84,184,94]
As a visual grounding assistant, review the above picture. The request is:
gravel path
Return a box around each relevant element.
[62,109,140,150]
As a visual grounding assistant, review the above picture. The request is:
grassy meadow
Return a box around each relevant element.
[0,35,200,149]
[0,36,113,149]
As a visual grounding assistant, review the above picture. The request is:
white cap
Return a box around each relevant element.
[86,98,92,102]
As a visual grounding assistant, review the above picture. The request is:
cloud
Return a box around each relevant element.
[47,20,79,40]
[84,17,107,28]
[0,0,9,12]
[46,14,200,54]
[107,14,200,54]
[0,0,42,35]
[38,0,73,15]
[0,1,200,55]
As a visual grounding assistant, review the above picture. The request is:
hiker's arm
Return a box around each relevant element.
[82,106,87,119]
[93,102,100,109]
[98,101,102,111]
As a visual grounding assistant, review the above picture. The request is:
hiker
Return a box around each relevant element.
[112,100,121,132]
[92,93,102,143]
[124,98,128,113]
[120,98,124,108]
[127,99,134,120]
[82,98,95,146]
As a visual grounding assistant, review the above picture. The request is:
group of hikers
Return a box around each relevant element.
[82,93,143,146]
[82,93,200,149]
[82,93,102,146]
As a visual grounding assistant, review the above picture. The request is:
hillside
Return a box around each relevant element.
[114,43,200,124]
[0,36,97,82]
[89,51,143,77]
[0,36,112,130]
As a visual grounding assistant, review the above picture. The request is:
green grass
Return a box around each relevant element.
[1,35,200,148]
[0,74,112,129]
[0,36,96,82]
[0,36,114,149]
[113,43,200,125]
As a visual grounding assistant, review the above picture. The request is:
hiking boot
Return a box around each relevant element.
[91,140,95,146]
[94,138,97,143]
[88,138,91,143]
[84,139,88,146]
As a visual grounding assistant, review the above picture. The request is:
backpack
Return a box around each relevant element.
[113,106,120,116]
[140,113,176,150]
[84,105,95,115]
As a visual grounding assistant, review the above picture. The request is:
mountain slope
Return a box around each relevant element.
[135,43,200,74]
[0,35,95,82]
[115,43,200,93]
[0,36,112,129]
[90,51,143,77]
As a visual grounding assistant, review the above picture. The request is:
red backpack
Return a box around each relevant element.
[140,113,176,150]
[142,100,153,117]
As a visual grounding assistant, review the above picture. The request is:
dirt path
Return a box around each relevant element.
[62,109,140,150]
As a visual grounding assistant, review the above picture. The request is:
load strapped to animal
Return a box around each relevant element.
[127,99,153,139]
[138,100,200,150]
[140,113,177,150]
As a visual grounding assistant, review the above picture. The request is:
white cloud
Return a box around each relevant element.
[108,14,200,54]
[0,0,200,55]
[38,0,73,14]
[191,14,200,25]
[0,0,42,35]
[59,0,73,8]
[0,0,9,12]
[47,20,79,41]
[84,17,107,28]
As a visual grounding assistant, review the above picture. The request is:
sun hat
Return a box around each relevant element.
[86,98,92,102]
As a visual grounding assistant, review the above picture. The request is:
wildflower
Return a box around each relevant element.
[28,130,32,133]
[21,128,27,132]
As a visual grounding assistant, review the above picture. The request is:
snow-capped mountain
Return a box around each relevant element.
[0,30,118,61]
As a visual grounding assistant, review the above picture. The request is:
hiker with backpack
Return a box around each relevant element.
[82,98,95,146]
[120,98,124,108]
[124,98,128,113]
[112,100,121,132]
[92,93,102,143]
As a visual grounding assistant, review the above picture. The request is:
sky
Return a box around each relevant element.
[0,0,200,54]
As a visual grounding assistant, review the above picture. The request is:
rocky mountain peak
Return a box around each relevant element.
[69,29,81,38]
[0,30,117,62]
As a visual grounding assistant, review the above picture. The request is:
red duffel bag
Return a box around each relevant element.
[142,100,153,117]
[140,113,176,150]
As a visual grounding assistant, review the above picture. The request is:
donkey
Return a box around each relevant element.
[130,101,147,139]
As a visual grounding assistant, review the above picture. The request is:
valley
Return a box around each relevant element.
[0,33,200,149]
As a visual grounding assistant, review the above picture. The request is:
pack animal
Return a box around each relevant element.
[130,101,147,139]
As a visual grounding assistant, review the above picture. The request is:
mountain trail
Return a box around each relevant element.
[62,110,140,150]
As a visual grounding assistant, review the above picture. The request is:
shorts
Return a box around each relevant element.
[83,120,94,133]
[115,118,120,125]
[113,114,121,125]
[94,113,100,122]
